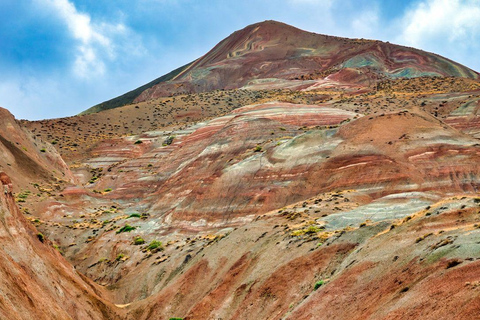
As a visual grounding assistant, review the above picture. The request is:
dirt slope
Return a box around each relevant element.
[0,172,120,319]
[6,20,480,320]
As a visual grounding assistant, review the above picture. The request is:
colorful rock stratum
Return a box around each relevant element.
[2,20,480,319]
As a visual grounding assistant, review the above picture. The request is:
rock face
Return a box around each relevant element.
[82,20,479,114]
[0,172,119,319]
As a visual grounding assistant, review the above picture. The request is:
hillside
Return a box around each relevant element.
[81,20,479,115]
[0,172,120,319]
[6,20,480,319]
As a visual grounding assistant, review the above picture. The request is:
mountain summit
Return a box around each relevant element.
[83,20,478,114]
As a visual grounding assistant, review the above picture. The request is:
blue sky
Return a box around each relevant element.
[1,0,479,120]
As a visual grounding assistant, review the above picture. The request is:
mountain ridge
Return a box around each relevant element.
[81,20,479,115]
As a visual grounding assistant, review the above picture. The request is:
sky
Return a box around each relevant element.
[1,0,480,120]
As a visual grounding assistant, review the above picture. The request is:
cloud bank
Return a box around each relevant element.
[396,0,480,67]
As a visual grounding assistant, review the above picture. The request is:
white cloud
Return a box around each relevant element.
[396,0,480,70]
[399,0,480,45]
[37,0,129,78]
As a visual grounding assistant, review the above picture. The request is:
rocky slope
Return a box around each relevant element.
[22,92,480,319]
[82,20,478,115]
[0,172,119,319]
[0,107,74,192]
[6,20,480,320]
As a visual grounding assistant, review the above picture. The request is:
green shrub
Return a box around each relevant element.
[254,145,262,152]
[133,236,145,245]
[40,148,46,153]
[128,213,141,218]
[163,136,174,146]
[305,225,322,234]
[37,233,45,243]
[116,253,125,261]
[314,280,324,291]
[17,191,30,199]
[147,240,163,252]
[116,225,136,234]
[104,188,112,193]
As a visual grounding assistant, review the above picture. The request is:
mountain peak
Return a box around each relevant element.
[83,21,479,114]
[238,20,305,34]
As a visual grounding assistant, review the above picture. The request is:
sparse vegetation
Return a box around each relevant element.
[16,190,31,203]
[10,25,480,320]
[147,240,163,252]
[446,259,462,269]
[163,136,175,146]
[133,236,145,245]
[314,280,324,290]
[291,225,324,236]
[116,224,136,234]
[37,233,45,243]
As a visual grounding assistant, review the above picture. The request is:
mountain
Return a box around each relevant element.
[7,20,480,319]
[81,20,479,115]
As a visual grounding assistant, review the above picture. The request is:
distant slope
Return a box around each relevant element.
[80,62,192,115]
[80,20,479,115]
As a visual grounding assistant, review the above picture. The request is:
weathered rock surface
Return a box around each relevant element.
[0,172,119,319]
[28,100,480,317]
[83,20,479,114]
[5,20,480,320]
[0,107,74,192]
